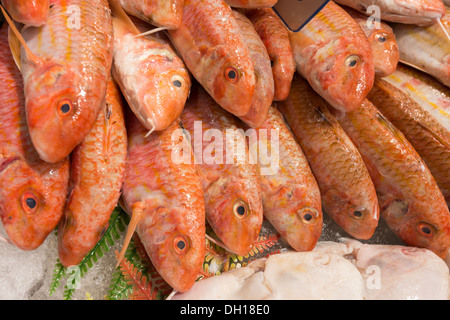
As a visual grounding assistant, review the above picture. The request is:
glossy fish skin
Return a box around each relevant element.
[58,79,128,267]
[112,17,191,132]
[118,0,184,29]
[225,0,277,8]
[168,0,256,117]
[289,1,375,113]
[245,8,295,101]
[344,7,399,77]
[233,10,274,128]
[122,109,205,293]
[180,85,263,256]
[392,8,450,87]
[19,0,113,163]
[0,24,69,250]
[331,99,450,260]
[248,106,323,251]
[334,0,446,26]
[367,78,450,205]
[1,0,49,26]
[384,64,450,131]
[278,76,379,240]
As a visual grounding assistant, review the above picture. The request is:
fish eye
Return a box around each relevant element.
[375,33,388,43]
[233,200,249,219]
[21,192,39,214]
[345,55,360,68]
[224,66,239,83]
[173,235,189,255]
[57,99,73,116]
[171,75,184,88]
[417,222,435,238]
[298,207,318,225]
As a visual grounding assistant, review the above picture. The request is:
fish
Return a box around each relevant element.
[330,98,450,260]
[244,8,295,101]
[288,1,375,113]
[367,78,450,205]
[232,10,274,128]
[57,79,128,267]
[392,8,450,87]
[334,0,446,26]
[384,63,450,131]
[168,0,256,117]
[2,0,114,163]
[118,0,184,30]
[119,108,206,293]
[343,6,399,77]
[224,0,277,8]
[180,85,263,256]
[244,106,323,251]
[1,0,49,26]
[110,0,191,133]
[0,23,69,250]
[277,76,380,240]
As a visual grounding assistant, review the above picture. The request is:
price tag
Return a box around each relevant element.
[273,0,330,32]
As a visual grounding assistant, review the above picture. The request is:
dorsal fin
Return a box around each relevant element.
[108,0,140,35]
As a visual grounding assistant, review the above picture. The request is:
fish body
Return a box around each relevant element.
[224,0,277,8]
[288,1,375,112]
[168,0,256,117]
[245,8,295,101]
[384,64,450,131]
[334,0,446,25]
[331,99,450,260]
[248,106,323,251]
[367,78,450,205]
[118,0,184,29]
[15,0,113,163]
[344,6,399,77]
[121,109,206,293]
[1,0,49,26]
[180,85,263,256]
[111,12,190,132]
[233,10,274,128]
[278,76,379,240]
[58,79,128,267]
[0,24,69,250]
[392,8,450,87]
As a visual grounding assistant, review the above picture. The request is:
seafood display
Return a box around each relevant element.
[0,0,449,300]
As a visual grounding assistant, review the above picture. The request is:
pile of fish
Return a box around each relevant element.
[0,0,449,296]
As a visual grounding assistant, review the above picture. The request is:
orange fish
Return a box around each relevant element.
[368,78,450,206]
[224,0,277,8]
[245,8,295,101]
[118,0,184,29]
[233,10,274,128]
[2,0,113,163]
[1,0,49,26]
[58,79,128,267]
[245,106,323,251]
[110,0,191,133]
[0,23,69,250]
[288,1,374,113]
[168,0,256,117]
[344,6,399,77]
[278,76,380,240]
[119,109,206,293]
[180,85,263,256]
[331,98,450,261]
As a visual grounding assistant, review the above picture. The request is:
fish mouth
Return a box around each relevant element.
[0,157,20,175]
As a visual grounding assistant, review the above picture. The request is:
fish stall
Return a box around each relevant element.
[0,0,449,301]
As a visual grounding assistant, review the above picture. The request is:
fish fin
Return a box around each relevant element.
[0,5,40,66]
[108,0,140,35]
[115,201,146,269]
[417,121,450,150]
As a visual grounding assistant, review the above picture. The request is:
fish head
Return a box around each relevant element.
[204,174,263,256]
[383,198,450,259]
[0,159,62,250]
[24,61,100,163]
[202,45,255,117]
[308,38,374,112]
[138,203,205,293]
[367,28,399,77]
